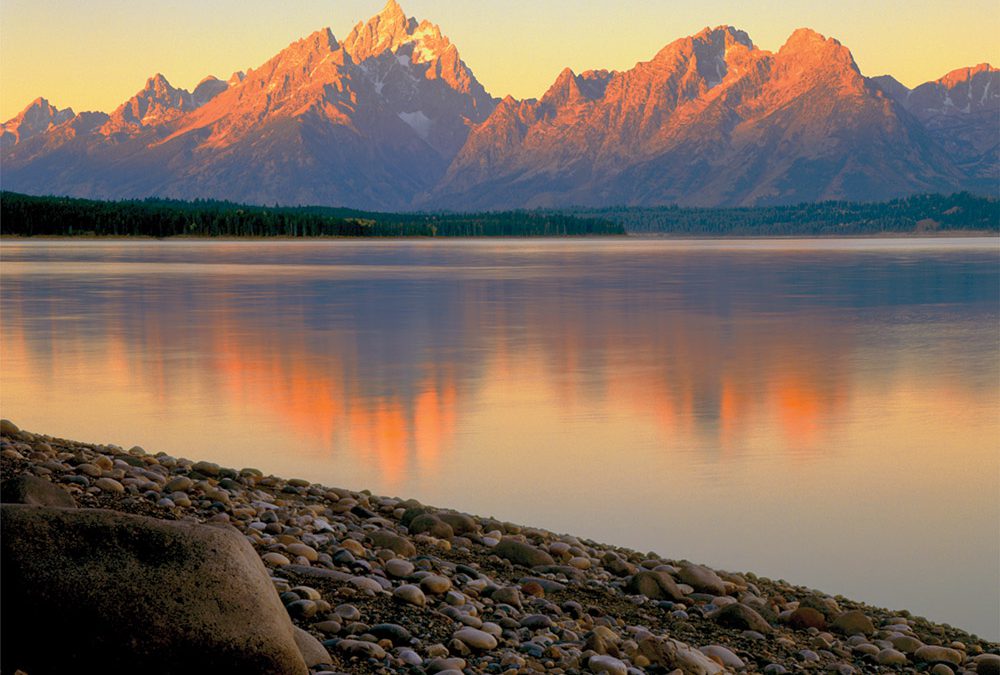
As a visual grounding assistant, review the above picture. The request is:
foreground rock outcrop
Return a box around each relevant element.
[1,420,996,674]
[1,504,309,675]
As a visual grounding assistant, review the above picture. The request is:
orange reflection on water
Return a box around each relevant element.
[0,262,984,491]
[772,375,827,450]
[2,307,460,491]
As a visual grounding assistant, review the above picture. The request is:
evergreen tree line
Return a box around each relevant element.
[561,192,999,235]
[0,193,625,238]
[1,191,995,238]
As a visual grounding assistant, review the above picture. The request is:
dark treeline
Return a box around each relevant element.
[562,192,999,235]
[0,193,625,238]
[2,191,995,238]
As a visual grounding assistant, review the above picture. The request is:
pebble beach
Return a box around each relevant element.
[1,419,997,675]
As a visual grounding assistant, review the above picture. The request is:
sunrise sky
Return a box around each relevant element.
[2,0,998,121]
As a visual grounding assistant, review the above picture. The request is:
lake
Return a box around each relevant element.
[2,238,998,638]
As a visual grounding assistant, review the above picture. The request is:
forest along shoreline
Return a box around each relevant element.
[1,191,997,238]
[2,420,998,674]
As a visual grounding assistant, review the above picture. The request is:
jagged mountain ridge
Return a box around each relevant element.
[1,0,496,210]
[1,98,75,149]
[2,2,996,210]
[429,27,969,208]
[872,64,999,185]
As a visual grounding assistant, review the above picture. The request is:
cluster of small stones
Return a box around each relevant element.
[2,420,998,675]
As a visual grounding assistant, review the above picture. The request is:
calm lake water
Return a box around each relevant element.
[2,238,998,638]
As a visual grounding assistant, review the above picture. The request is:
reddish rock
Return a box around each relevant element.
[789,606,827,631]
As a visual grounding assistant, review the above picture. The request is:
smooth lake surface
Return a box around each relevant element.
[2,238,998,638]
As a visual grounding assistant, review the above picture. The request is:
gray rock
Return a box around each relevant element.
[420,574,452,595]
[832,609,875,636]
[638,636,724,674]
[94,477,125,494]
[0,419,20,435]
[1,504,307,675]
[975,654,1000,675]
[797,649,820,662]
[491,586,522,608]
[397,647,422,665]
[286,543,318,561]
[453,627,497,651]
[588,654,628,674]
[369,623,412,645]
[350,575,385,592]
[394,584,427,607]
[164,476,194,492]
[426,656,466,672]
[891,634,925,653]
[626,570,685,601]
[261,551,291,566]
[408,513,454,539]
[293,627,332,667]
[853,643,880,657]
[333,639,386,659]
[369,529,417,557]
[520,614,556,630]
[334,604,361,622]
[711,602,772,633]
[287,599,318,620]
[314,620,341,635]
[191,461,221,476]
[678,563,727,595]
[76,463,103,477]
[495,538,555,567]
[876,648,908,666]
[914,645,962,665]
[1,475,76,508]
[385,558,415,578]
[700,645,745,669]
[282,564,351,583]
[518,576,566,593]
[437,512,478,535]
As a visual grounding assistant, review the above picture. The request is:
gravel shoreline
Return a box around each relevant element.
[2,420,997,674]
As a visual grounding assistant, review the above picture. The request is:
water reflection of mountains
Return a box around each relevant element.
[3,245,997,477]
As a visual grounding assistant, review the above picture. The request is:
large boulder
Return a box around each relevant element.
[1,474,76,508]
[1,504,308,675]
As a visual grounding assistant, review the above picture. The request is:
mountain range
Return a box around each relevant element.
[2,0,997,210]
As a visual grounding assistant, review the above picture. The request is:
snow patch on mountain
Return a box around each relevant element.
[398,110,432,139]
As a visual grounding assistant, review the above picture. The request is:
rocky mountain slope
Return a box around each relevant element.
[1,1,495,210]
[429,28,968,208]
[872,64,999,187]
[1,2,995,210]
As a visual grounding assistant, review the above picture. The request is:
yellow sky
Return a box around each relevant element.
[2,0,998,120]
